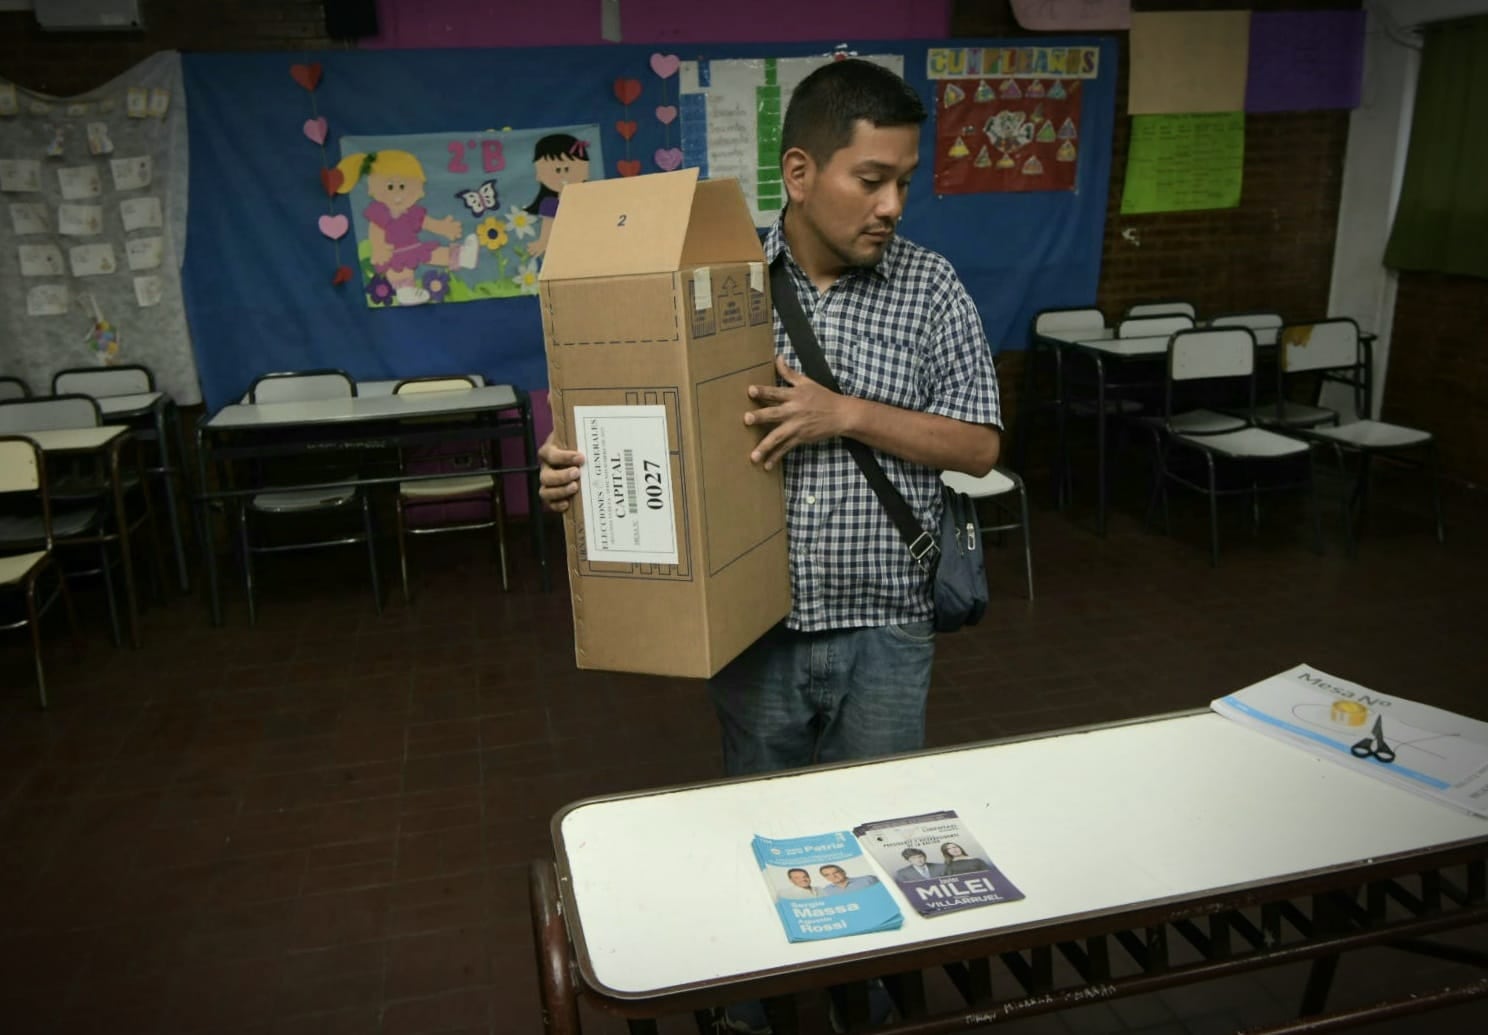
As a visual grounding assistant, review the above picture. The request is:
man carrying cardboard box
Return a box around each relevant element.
[541,59,1001,779]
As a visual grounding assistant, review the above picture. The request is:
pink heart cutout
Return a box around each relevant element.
[318,213,349,240]
[303,117,328,145]
[655,105,677,126]
[654,147,684,172]
[650,53,680,79]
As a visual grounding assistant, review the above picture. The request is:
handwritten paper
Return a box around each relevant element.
[120,196,163,232]
[1246,10,1366,113]
[58,204,105,236]
[87,122,115,155]
[134,274,163,307]
[68,243,118,277]
[9,202,48,235]
[57,165,103,200]
[0,159,43,192]
[1120,113,1244,215]
[1129,11,1251,115]
[110,155,152,191]
[26,284,70,317]
[1010,0,1129,31]
[126,236,164,270]
[18,243,66,277]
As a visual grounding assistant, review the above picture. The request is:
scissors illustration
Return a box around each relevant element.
[1350,717,1396,764]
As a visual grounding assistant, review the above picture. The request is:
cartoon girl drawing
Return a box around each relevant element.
[335,149,479,306]
[523,134,591,260]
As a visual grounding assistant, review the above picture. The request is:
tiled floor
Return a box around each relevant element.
[2,463,1486,1035]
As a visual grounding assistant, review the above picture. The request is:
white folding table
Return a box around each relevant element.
[533,710,1488,1033]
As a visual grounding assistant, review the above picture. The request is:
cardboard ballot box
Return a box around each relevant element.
[539,169,791,678]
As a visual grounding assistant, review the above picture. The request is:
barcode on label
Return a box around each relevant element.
[622,448,637,517]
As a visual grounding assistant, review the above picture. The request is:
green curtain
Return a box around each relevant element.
[1384,15,1488,279]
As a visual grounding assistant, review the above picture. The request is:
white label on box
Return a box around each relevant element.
[749,261,764,293]
[574,404,678,566]
[691,266,712,310]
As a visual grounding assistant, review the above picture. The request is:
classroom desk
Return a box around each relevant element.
[531,710,1488,1033]
[27,426,161,648]
[91,390,192,592]
[196,384,544,623]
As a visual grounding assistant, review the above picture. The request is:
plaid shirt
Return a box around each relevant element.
[762,220,1001,633]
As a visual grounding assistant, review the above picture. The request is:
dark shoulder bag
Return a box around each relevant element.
[767,257,988,633]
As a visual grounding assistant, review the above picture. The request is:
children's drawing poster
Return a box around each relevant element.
[337,125,603,307]
[926,47,1099,195]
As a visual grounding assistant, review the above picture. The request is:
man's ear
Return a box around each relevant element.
[781,146,814,206]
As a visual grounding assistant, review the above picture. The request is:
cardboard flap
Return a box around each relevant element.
[680,179,767,268]
[540,168,699,281]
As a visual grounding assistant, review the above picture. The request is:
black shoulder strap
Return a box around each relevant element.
[767,254,936,566]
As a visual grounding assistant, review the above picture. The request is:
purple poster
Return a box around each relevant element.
[1245,10,1367,113]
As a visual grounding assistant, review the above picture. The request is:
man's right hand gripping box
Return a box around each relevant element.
[539,169,791,678]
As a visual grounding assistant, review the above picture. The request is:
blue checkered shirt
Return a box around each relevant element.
[762,220,1002,633]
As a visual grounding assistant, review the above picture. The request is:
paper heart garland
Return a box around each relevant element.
[649,53,680,79]
[616,159,642,177]
[303,117,328,145]
[320,167,344,197]
[654,148,684,172]
[613,78,642,105]
[615,120,638,141]
[655,106,677,126]
[332,265,353,285]
[318,214,349,240]
[290,63,323,92]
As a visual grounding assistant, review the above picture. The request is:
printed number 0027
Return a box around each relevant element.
[642,459,663,510]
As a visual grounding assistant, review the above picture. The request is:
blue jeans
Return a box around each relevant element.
[708,621,936,776]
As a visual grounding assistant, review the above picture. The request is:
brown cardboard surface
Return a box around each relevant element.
[541,173,790,678]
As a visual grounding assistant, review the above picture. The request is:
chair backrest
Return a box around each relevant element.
[393,376,478,395]
[1279,319,1361,374]
[1168,328,1256,382]
[0,376,30,401]
[249,369,356,404]
[0,436,43,494]
[1118,314,1194,339]
[52,364,155,398]
[1033,307,1106,339]
[0,394,104,433]
[1209,312,1284,332]
[1126,300,1197,319]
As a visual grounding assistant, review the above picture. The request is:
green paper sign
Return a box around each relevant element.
[1120,113,1245,214]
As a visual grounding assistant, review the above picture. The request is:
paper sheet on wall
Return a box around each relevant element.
[1129,11,1251,115]
[1245,10,1366,113]
[18,243,66,277]
[58,204,104,237]
[1120,113,1244,215]
[678,54,904,227]
[9,203,49,235]
[1009,0,1129,31]
[0,159,43,192]
[57,164,103,199]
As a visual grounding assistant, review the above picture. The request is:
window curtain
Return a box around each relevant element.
[1384,15,1488,279]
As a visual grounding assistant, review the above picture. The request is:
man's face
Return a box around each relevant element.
[907,852,927,867]
[789,119,920,269]
[788,869,812,888]
[821,865,848,885]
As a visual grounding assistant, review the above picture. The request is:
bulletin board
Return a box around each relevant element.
[182,37,1116,412]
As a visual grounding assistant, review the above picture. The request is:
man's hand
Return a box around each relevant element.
[744,355,850,471]
[538,430,584,513]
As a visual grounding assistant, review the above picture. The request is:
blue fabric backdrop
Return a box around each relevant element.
[182,39,1115,411]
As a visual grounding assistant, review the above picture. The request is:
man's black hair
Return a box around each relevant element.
[781,58,927,166]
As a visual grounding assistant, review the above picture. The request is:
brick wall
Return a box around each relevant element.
[1387,273,1488,486]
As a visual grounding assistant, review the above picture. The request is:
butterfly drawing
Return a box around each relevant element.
[455,180,500,216]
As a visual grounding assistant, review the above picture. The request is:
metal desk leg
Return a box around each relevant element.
[523,395,551,592]
[109,440,142,648]
[530,859,582,1035]
[1095,357,1109,537]
[196,423,223,626]
[154,398,190,592]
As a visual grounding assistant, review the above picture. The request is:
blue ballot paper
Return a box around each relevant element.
[752,830,904,942]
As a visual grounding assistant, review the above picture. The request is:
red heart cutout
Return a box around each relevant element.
[613,78,642,105]
[320,167,344,196]
[332,265,353,286]
[617,159,642,177]
[615,120,638,141]
[290,63,323,92]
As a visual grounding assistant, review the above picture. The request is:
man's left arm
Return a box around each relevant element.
[746,285,1002,474]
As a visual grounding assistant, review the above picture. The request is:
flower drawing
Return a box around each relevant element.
[477,215,509,252]
[516,259,540,295]
[505,205,537,240]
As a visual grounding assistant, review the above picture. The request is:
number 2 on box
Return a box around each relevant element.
[642,459,664,510]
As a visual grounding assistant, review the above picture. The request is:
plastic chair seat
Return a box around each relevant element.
[941,468,1016,499]
[49,470,143,497]
[1148,409,1248,435]
[0,506,101,543]
[0,550,46,585]
[1176,427,1311,459]
[1255,402,1338,429]
[399,474,494,499]
[1308,420,1431,450]
[1068,398,1143,417]
[251,483,359,513]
